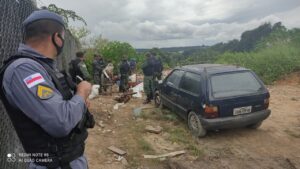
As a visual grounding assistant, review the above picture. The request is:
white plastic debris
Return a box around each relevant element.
[113,103,125,110]
[88,85,100,99]
[132,82,143,98]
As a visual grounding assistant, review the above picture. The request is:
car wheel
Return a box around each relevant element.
[154,92,161,108]
[188,111,207,137]
[247,122,262,129]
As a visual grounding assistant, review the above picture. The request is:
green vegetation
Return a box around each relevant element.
[140,108,178,121]
[217,25,300,84]
[137,138,154,153]
[141,22,300,84]
[186,144,204,157]
[83,38,144,75]
[217,43,300,84]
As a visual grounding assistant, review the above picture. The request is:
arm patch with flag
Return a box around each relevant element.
[23,73,45,88]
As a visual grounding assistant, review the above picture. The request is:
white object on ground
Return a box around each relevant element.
[113,103,125,110]
[132,82,143,98]
[143,150,186,159]
[88,85,100,99]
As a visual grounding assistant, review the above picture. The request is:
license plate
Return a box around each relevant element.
[233,106,252,115]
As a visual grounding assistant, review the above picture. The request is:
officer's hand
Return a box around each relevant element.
[85,99,91,108]
[76,81,92,100]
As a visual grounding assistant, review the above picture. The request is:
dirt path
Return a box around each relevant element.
[85,78,300,169]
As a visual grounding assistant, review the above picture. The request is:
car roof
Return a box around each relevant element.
[178,64,249,74]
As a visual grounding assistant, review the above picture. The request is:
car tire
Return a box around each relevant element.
[188,111,207,137]
[247,122,262,129]
[154,92,161,108]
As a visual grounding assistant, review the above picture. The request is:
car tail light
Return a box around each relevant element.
[204,105,219,118]
[264,98,270,109]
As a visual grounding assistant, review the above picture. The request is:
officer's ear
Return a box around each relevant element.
[53,32,64,47]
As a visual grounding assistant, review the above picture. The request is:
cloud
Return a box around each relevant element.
[39,0,300,48]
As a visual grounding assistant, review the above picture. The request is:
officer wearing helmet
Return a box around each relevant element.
[0,10,94,169]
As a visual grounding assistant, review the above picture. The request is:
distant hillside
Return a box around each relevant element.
[136,45,207,53]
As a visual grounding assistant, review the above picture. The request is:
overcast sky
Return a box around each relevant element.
[38,0,300,48]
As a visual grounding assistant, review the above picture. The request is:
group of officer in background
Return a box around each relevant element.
[68,51,163,103]
[68,52,139,94]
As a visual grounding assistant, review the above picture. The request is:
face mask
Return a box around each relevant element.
[52,33,65,56]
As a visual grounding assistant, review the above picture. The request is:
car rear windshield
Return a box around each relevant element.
[210,71,262,98]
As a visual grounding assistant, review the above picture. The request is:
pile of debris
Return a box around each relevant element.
[114,91,137,103]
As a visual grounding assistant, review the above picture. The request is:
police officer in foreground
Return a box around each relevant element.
[0,10,94,169]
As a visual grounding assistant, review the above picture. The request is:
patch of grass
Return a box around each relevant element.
[186,144,204,157]
[138,138,155,153]
[162,113,178,121]
[167,127,190,144]
[132,122,146,133]
[141,108,179,122]
[140,110,157,120]
[164,124,205,158]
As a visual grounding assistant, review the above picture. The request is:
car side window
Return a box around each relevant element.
[179,72,201,95]
[166,70,184,88]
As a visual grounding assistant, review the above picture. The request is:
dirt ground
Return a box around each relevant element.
[85,73,300,169]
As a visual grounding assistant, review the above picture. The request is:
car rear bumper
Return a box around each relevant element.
[200,109,271,130]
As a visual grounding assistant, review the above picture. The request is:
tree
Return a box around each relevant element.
[46,4,87,27]
[83,40,141,74]
[101,41,137,65]
[69,26,91,47]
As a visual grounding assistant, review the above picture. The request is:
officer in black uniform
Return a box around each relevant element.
[119,57,131,93]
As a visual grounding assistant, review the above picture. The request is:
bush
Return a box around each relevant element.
[84,41,144,75]
[216,43,300,84]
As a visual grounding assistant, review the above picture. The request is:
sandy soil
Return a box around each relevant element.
[85,75,300,169]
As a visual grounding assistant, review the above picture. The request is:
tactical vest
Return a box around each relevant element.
[69,59,84,83]
[142,59,155,76]
[0,55,95,169]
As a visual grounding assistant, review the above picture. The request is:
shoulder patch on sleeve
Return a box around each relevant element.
[23,73,45,88]
[37,85,54,100]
